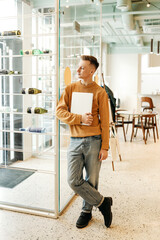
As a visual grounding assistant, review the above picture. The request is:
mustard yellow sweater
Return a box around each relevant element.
[56,80,109,150]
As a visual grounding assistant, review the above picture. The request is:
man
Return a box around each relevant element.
[56,55,113,228]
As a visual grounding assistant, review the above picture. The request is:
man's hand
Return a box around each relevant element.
[82,113,93,125]
[99,149,108,162]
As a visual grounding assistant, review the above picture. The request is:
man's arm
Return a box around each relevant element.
[56,87,82,125]
[99,149,108,162]
[98,89,110,160]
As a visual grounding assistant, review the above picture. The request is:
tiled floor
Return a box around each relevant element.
[0,129,160,240]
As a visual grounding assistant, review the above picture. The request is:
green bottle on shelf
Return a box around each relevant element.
[34,107,48,114]
[32,49,43,55]
[43,49,52,54]
[21,88,28,94]
[20,49,43,55]
[28,88,42,94]
[0,70,9,74]
[0,30,21,36]
[27,107,48,114]
[20,50,32,55]
[21,88,42,94]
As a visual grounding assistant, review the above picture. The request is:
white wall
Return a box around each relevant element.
[107,53,140,111]
[141,54,160,94]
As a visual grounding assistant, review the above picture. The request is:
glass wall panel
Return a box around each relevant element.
[59,0,101,211]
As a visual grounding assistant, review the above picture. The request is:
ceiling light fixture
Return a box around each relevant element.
[150,38,153,54]
[146,0,160,10]
[146,0,151,7]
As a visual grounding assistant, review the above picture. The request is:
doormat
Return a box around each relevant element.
[0,168,34,189]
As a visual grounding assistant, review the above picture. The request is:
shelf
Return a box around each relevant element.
[0,53,55,58]
[0,93,56,97]
[0,129,56,136]
[0,74,56,77]
[0,33,56,40]
[0,111,55,116]
[0,35,22,40]
[0,146,56,156]
[0,130,68,137]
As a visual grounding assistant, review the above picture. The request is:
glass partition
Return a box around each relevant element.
[59,0,101,212]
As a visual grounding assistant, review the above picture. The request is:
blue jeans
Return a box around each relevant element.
[67,135,104,213]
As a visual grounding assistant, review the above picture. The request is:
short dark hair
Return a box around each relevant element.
[80,55,99,70]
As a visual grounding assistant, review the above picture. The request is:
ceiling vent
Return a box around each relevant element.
[116,0,129,10]
[144,19,160,26]
[143,19,160,33]
[143,25,160,33]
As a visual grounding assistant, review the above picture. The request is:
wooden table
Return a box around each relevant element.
[116,110,159,140]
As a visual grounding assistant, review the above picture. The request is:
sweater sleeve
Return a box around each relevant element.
[99,89,110,150]
[55,87,82,125]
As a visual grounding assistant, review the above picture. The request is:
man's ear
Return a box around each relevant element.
[91,67,96,74]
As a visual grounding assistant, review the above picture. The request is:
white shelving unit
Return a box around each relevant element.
[0,0,59,218]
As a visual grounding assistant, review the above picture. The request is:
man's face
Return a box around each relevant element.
[77,60,95,81]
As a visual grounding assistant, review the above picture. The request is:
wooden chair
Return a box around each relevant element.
[141,97,155,111]
[141,97,159,139]
[153,114,159,139]
[116,109,133,135]
[115,114,127,142]
[130,113,156,144]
